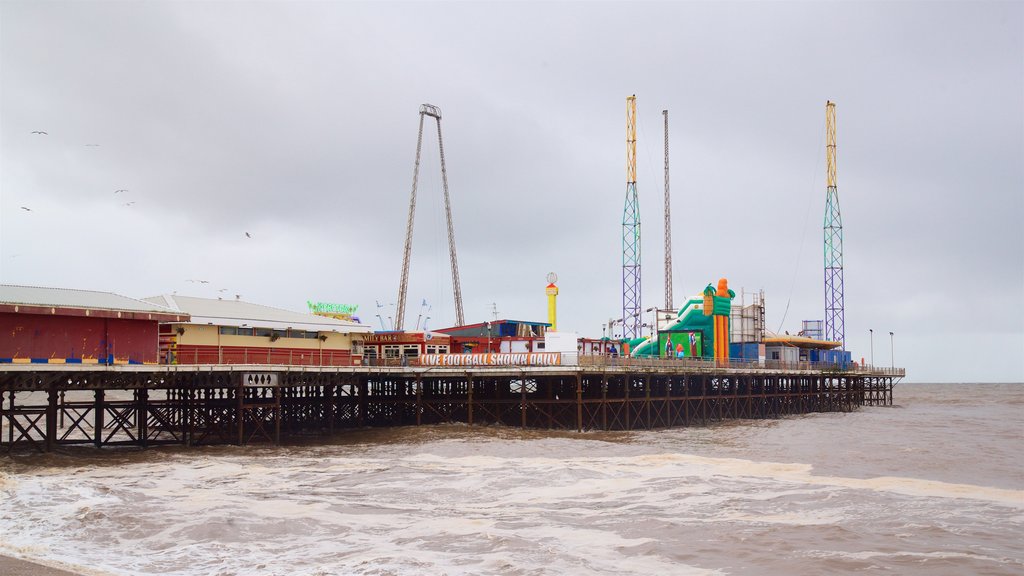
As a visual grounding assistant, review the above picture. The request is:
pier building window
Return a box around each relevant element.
[352,340,364,354]
[384,345,400,359]
[272,329,288,340]
[219,326,238,335]
[363,347,376,360]
[255,328,273,337]
[403,345,419,358]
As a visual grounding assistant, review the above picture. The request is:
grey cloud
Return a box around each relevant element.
[1,1,1021,382]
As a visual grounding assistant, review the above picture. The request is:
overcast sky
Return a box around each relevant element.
[1,1,1021,382]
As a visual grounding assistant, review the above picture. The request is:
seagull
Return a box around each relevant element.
[123,201,135,206]
[245,232,251,238]
[114,189,127,194]
[20,206,32,212]
[186,279,210,284]
[31,131,47,135]
[217,288,227,293]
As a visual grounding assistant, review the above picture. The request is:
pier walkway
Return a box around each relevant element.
[1,360,903,452]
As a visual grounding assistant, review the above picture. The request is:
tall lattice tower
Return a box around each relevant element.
[396,103,465,331]
[663,109,673,310]
[824,101,845,348]
[621,95,642,339]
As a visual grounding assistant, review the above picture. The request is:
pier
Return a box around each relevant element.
[1,360,902,452]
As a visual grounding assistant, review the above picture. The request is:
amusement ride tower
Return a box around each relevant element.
[621,95,642,339]
[396,104,465,331]
[823,101,845,348]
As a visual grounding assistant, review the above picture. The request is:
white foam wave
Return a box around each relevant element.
[807,548,1024,568]
[1,446,1021,575]
[403,452,1024,507]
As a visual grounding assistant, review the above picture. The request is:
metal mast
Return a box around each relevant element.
[663,109,673,310]
[396,103,465,331]
[824,100,845,348]
[622,95,642,339]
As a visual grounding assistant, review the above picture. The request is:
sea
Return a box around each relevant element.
[0,382,1021,576]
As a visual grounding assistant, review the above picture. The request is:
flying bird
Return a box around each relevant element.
[123,201,135,206]
[245,232,251,238]
[31,131,47,135]
[114,189,127,194]
[20,206,32,212]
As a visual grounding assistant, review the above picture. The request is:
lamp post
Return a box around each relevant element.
[889,331,894,369]
[869,329,874,368]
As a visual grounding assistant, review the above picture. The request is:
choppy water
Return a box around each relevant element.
[1,383,1022,575]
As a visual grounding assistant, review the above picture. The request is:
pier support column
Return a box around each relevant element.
[325,384,335,434]
[467,374,474,426]
[576,373,583,432]
[237,382,244,446]
[644,375,652,430]
[94,389,105,448]
[357,377,367,428]
[46,387,58,452]
[415,377,422,426]
[138,388,149,448]
[624,373,631,430]
[683,374,690,425]
[600,374,608,430]
[521,374,527,428]
[274,386,281,445]
[184,385,194,447]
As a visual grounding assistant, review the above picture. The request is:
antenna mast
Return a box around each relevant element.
[621,95,642,339]
[663,109,673,310]
[824,101,845,348]
[396,104,465,330]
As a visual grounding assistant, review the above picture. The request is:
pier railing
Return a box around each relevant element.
[169,347,354,366]
[161,349,904,376]
[577,356,905,376]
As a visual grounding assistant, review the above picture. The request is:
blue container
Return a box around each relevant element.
[729,342,760,360]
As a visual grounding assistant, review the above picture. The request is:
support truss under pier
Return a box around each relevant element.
[1,364,901,452]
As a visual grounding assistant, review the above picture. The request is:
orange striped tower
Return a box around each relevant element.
[703,278,736,363]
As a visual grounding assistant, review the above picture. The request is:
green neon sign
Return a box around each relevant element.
[307,301,359,315]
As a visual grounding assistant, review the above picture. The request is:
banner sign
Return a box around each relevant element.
[658,330,704,359]
[419,353,562,366]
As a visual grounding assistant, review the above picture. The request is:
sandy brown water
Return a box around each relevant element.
[1,382,1021,575]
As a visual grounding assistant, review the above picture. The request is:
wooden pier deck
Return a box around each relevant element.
[1,360,904,452]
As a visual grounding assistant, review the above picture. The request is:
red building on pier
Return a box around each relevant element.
[0,285,188,365]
